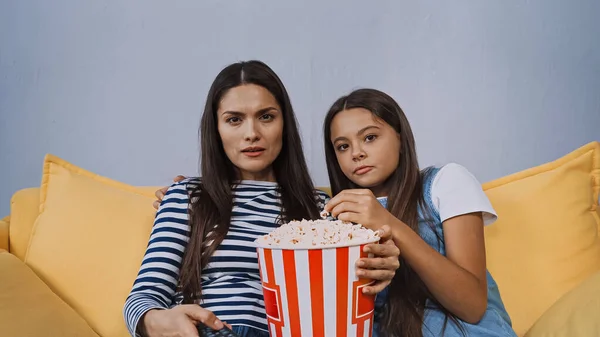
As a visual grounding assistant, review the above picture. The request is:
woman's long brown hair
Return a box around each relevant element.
[323,88,464,337]
[178,60,321,304]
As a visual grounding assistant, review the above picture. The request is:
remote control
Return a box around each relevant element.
[197,323,240,337]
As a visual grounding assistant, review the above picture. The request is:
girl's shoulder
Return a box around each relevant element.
[425,163,497,226]
[425,163,477,185]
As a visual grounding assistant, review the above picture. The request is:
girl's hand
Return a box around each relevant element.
[153,175,186,209]
[356,225,400,295]
[324,189,394,230]
[141,305,225,337]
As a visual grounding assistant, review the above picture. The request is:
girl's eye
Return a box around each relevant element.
[336,144,349,151]
[259,113,274,121]
[226,116,242,124]
[365,134,377,142]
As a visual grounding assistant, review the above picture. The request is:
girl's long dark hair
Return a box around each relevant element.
[179,60,321,303]
[323,88,464,337]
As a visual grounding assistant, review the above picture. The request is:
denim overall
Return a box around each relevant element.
[372,168,516,336]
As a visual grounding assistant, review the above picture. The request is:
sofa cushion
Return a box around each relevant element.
[483,141,600,336]
[8,187,41,260]
[24,154,160,337]
[524,270,600,337]
[0,217,8,251]
[0,250,99,337]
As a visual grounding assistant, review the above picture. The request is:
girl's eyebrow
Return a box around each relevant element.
[333,125,381,143]
[357,125,380,135]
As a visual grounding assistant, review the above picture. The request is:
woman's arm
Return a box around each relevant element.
[124,180,193,335]
[390,213,488,323]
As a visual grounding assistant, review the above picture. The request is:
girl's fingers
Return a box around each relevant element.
[357,256,400,271]
[330,201,360,218]
[376,225,393,240]
[356,267,396,281]
[337,211,363,224]
[340,189,373,196]
[325,193,364,212]
[361,280,391,295]
[363,243,400,259]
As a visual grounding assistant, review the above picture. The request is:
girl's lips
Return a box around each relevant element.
[354,166,373,175]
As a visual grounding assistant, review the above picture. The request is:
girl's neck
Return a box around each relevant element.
[370,185,390,198]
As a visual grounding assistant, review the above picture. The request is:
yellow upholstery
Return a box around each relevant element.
[0,216,8,251]
[8,188,40,261]
[24,155,160,337]
[319,187,332,197]
[0,250,99,337]
[482,141,600,336]
[1,143,599,336]
[525,270,600,337]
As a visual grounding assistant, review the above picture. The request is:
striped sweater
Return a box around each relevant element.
[123,178,329,335]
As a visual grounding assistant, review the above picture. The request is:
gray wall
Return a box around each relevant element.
[1,0,599,216]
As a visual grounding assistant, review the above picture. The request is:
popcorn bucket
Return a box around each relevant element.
[255,238,379,337]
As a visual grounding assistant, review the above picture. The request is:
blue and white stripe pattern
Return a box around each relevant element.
[123,178,329,336]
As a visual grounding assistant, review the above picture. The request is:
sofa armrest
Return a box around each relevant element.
[0,216,9,251]
[525,269,600,336]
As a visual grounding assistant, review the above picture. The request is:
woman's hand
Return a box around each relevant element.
[153,175,186,210]
[141,305,226,337]
[355,226,400,295]
[324,189,394,231]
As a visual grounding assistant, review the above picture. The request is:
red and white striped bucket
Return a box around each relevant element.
[255,239,379,337]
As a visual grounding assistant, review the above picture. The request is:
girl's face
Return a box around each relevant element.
[330,108,401,196]
[217,84,284,181]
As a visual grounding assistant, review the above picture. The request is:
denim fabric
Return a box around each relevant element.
[372,168,516,336]
[230,325,270,337]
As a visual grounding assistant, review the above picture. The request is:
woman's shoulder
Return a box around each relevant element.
[314,188,331,200]
[313,188,331,209]
[164,177,202,201]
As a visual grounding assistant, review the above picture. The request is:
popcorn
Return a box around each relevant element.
[256,219,379,248]
[255,218,380,336]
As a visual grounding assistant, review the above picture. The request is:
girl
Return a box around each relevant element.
[125,62,400,337]
[322,88,517,337]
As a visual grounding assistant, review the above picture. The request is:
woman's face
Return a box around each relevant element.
[217,84,284,181]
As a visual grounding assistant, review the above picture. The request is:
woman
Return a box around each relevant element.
[125,60,400,337]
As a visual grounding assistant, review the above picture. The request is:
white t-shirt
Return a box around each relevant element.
[430,163,498,226]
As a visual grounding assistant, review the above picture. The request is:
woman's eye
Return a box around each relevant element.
[365,134,377,142]
[226,117,241,124]
[259,113,274,121]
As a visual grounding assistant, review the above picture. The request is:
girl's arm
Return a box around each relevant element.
[390,213,488,323]
[325,163,493,324]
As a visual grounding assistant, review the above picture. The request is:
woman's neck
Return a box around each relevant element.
[237,168,277,182]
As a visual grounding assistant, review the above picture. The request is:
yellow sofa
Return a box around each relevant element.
[1,142,599,337]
